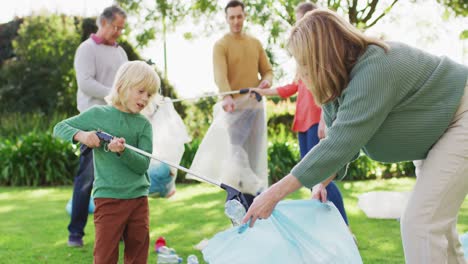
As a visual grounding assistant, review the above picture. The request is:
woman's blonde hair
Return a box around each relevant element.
[106,61,160,110]
[288,9,389,105]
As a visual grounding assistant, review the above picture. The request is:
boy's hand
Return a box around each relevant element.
[108,137,126,154]
[74,131,100,148]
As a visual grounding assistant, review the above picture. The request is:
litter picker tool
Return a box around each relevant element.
[83,130,251,211]
[165,88,262,104]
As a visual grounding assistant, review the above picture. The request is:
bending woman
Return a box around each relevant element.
[243,8,468,264]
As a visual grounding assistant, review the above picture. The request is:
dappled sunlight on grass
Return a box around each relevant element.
[186,200,221,210]
[343,178,415,193]
[375,239,400,251]
[1,178,467,264]
[0,192,13,199]
[0,205,15,213]
[0,186,72,201]
[28,189,55,198]
[344,206,365,216]
[53,239,69,247]
[151,223,182,234]
[169,184,220,199]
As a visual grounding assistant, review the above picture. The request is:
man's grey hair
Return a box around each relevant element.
[96,5,127,28]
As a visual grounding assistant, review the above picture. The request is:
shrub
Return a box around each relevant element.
[177,138,201,183]
[0,112,68,139]
[0,18,22,65]
[346,154,415,181]
[0,132,78,186]
[268,140,300,184]
[182,97,216,139]
[0,14,80,115]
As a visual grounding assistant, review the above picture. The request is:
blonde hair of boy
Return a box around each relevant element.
[106,61,160,110]
[287,9,389,105]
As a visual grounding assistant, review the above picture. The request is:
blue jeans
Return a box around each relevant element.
[298,124,349,225]
[68,144,94,239]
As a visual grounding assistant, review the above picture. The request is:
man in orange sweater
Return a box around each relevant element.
[212,0,273,204]
[213,0,273,111]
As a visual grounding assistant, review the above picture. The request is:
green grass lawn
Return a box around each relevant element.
[1,178,467,263]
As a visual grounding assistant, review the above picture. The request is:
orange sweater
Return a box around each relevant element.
[213,33,273,94]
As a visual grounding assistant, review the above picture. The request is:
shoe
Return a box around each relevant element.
[68,236,83,247]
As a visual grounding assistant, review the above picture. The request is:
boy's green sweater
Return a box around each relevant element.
[54,105,152,199]
[292,42,468,188]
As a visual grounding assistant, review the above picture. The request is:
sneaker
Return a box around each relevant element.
[68,236,83,247]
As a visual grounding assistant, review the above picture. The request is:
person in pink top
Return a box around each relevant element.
[250,2,351,229]
[251,77,349,225]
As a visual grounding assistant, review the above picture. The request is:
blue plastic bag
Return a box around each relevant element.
[66,195,94,215]
[460,232,468,260]
[148,161,175,198]
[203,199,362,264]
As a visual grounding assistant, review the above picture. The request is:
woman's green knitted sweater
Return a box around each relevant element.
[292,42,468,188]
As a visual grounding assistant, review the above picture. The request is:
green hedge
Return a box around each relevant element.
[0,132,78,186]
[0,98,414,186]
[0,130,415,186]
[0,112,68,139]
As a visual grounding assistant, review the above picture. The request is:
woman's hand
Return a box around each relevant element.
[241,187,281,227]
[311,183,328,202]
[311,175,336,202]
[242,174,302,227]
[318,114,327,139]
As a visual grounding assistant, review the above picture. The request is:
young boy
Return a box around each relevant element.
[54,61,160,263]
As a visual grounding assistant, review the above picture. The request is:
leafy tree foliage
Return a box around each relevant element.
[119,0,400,47]
[116,0,189,46]
[436,0,467,40]
[0,19,23,66]
[437,0,468,16]
[0,14,182,115]
[117,0,400,76]
[0,14,80,115]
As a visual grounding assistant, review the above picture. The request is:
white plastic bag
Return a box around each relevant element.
[357,191,411,219]
[189,94,268,195]
[146,97,191,197]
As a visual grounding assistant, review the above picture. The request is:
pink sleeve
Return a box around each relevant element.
[276,83,299,98]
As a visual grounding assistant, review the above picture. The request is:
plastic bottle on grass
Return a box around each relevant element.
[224,199,246,226]
[156,246,182,264]
[155,236,166,252]
[157,253,182,264]
[187,254,199,264]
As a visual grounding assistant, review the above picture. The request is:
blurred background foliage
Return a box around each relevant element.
[0,8,423,187]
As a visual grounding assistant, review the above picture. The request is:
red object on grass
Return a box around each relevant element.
[155,236,166,252]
